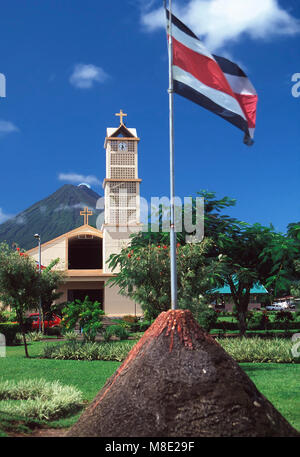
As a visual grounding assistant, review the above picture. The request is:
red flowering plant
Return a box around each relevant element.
[107,238,220,321]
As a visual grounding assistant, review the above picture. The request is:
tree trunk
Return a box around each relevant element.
[18,312,29,358]
[237,309,247,337]
[41,308,45,334]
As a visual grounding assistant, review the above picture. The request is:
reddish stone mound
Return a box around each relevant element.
[67,310,299,437]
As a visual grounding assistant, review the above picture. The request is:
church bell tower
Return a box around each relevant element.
[102,110,142,273]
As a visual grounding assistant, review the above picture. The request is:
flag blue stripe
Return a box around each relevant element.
[213,55,247,77]
[173,79,253,145]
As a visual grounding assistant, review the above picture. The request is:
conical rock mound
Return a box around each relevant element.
[67,310,299,437]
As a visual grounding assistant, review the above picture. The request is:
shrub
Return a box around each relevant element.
[63,331,78,342]
[0,378,83,421]
[62,297,105,342]
[103,325,116,342]
[26,332,44,342]
[104,325,129,342]
[113,325,130,340]
[275,310,294,322]
[213,320,238,331]
[196,308,218,332]
[0,310,17,323]
[0,323,20,345]
[42,336,299,363]
[43,340,135,362]
[217,337,297,363]
[247,311,269,330]
[138,320,152,332]
[15,333,24,345]
[122,315,140,332]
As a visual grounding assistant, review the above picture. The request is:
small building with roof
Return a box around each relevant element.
[211,278,268,311]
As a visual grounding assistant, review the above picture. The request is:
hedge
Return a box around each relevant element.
[213,321,300,332]
[0,323,20,345]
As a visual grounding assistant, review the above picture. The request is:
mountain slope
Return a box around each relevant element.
[0,184,103,250]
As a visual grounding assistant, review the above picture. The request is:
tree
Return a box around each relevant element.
[130,190,240,248]
[259,230,299,300]
[107,238,220,320]
[61,296,105,342]
[39,258,65,331]
[291,261,300,300]
[0,242,41,357]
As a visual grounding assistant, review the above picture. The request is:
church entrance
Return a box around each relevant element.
[67,289,104,308]
[68,235,103,269]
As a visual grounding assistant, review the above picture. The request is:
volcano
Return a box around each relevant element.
[0,184,102,250]
[67,310,299,437]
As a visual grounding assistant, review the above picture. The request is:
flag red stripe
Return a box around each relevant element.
[234,93,258,128]
[173,36,235,99]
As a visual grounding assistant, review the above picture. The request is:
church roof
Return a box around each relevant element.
[26,224,103,255]
[107,127,137,138]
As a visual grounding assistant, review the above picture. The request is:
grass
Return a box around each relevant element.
[0,340,299,435]
[0,341,120,435]
[242,363,300,432]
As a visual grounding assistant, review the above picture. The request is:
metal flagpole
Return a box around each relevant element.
[167,0,177,310]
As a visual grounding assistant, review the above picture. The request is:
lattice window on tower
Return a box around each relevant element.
[111,167,135,179]
[107,181,138,225]
[109,209,137,225]
[110,140,118,152]
[127,209,137,223]
[110,195,137,208]
[127,141,136,152]
[109,209,119,224]
[109,182,137,194]
[110,152,135,166]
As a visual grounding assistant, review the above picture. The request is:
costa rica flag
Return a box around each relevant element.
[167,10,258,145]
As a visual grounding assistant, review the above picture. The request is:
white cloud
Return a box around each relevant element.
[14,214,26,225]
[141,0,300,51]
[69,63,108,89]
[0,208,14,224]
[58,172,101,187]
[54,203,88,212]
[0,120,19,137]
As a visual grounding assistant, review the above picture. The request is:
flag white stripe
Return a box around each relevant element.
[171,23,215,62]
[173,66,247,121]
[248,128,255,139]
[224,73,257,96]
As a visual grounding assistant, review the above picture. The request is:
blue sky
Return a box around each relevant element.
[0,0,299,233]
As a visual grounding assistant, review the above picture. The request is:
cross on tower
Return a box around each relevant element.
[115,109,127,125]
[80,207,93,225]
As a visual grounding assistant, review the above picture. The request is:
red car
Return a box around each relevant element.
[26,313,61,330]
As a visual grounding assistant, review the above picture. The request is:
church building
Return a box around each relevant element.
[26,111,143,317]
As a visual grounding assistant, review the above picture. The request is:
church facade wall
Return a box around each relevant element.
[103,282,143,317]
[29,238,67,270]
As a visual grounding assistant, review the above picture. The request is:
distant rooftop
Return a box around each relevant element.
[210,276,268,295]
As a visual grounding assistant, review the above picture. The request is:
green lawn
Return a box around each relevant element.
[242,363,300,431]
[0,341,299,435]
[0,342,120,434]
